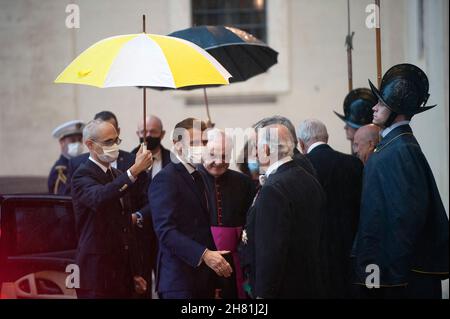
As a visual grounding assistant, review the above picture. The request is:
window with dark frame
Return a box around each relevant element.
[191,0,267,42]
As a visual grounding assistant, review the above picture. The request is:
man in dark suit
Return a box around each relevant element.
[297,119,363,298]
[241,123,327,298]
[67,111,140,194]
[71,120,153,298]
[253,115,317,178]
[131,115,172,299]
[149,118,233,299]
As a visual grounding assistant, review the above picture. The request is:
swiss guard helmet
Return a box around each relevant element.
[368,63,436,127]
[334,88,377,129]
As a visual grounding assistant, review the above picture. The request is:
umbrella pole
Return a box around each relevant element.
[375,0,382,87]
[203,88,213,127]
[143,87,147,150]
[142,14,147,150]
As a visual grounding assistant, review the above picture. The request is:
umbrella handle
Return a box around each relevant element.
[203,88,214,127]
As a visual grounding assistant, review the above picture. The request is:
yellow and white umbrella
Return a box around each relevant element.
[55,33,231,88]
[54,31,232,141]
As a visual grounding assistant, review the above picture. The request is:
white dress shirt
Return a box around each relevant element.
[88,156,136,183]
[307,141,327,154]
[151,150,163,179]
[175,154,196,175]
[381,120,410,138]
[265,156,293,178]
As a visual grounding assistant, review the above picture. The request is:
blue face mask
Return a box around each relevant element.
[248,161,260,174]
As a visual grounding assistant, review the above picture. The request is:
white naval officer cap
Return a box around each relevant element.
[52,120,85,140]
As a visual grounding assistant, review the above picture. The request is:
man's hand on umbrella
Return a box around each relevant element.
[130,144,153,177]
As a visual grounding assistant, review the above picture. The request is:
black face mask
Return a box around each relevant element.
[139,136,161,151]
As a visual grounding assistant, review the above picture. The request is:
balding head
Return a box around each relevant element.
[137,115,164,138]
[353,124,380,164]
[296,119,329,154]
[136,115,165,151]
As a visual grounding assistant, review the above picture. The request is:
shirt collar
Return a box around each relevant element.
[89,156,109,173]
[381,120,410,138]
[176,154,196,174]
[265,156,293,178]
[307,141,327,154]
[153,149,162,161]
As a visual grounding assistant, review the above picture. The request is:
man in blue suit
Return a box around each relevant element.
[149,118,233,299]
[71,120,153,298]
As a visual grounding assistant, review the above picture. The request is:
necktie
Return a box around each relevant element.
[191,170,208,210]
[106,168,115,182]
[106,168,125,210]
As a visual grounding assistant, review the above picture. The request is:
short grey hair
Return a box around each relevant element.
[296,119,329,144]
[83,119,103,143]
[253,115,298,147]
[259,124,295,158]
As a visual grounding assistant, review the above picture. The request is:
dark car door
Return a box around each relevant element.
[0,195,78,299]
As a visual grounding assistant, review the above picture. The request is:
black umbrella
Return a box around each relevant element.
[167,25,278,126]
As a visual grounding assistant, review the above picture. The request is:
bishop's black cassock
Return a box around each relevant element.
[199,166,256,299]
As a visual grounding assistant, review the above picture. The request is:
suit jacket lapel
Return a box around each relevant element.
[162,147,172,167]
[85,159,110,184]
[175,162,208,212]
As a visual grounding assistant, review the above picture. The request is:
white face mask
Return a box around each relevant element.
[96,143,119,163]
[187,146,204,164]
[67,142,84,158]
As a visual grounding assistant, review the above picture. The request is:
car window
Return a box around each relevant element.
[13,201,77,255]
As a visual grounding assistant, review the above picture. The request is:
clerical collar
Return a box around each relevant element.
[381,120,410,138]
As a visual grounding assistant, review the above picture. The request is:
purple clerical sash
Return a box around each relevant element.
[210,226,246,299]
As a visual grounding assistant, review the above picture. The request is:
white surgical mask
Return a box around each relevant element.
[67,142,83,158]
[187,146,204,164]
[96,143,119,163]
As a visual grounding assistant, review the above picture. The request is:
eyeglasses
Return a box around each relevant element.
[93,136,122,147]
